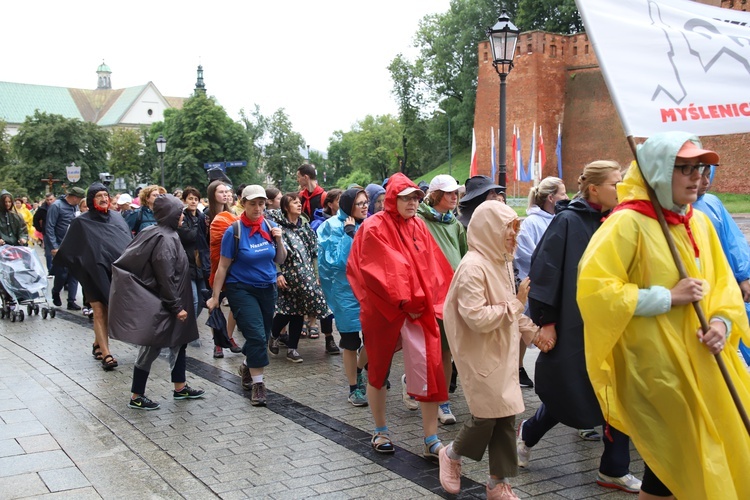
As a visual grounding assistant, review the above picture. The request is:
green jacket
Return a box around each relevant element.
[417,202,467,270]
[0,192,28,245]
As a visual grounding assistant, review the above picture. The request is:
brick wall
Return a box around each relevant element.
[475,4,750,195]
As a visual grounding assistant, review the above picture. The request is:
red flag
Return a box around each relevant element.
[538,126,546,177]
[470,128,478,177]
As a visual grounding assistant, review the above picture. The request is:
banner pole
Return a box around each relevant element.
[626,135,750,436]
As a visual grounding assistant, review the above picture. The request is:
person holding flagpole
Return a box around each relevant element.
[578,132,750,499]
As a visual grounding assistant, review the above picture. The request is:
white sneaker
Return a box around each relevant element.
[516,419,531,468]
[596,472,642,494]
[401,374,419,411]
[437,402,457,424]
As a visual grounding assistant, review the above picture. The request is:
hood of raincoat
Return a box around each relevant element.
[364,183,385,215]
[383,173,421,218]
[467,200,518,263]
[86,182,109,210]
[633,131,702,210]
[153,194,183,229]
[0,191,13,214]
[339,187,366,218]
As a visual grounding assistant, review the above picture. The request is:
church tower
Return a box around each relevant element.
[194,65,206,95]
[96,61,112,90]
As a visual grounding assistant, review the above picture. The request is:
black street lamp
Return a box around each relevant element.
[487,9,520,191]
[435,109,452,176]
[156,134,167,187]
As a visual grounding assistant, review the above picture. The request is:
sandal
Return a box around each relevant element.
[101,354,119,371]
[579,428,602,441]
[371,430,395,454]
[92,343,103,360]
[308,325,320,339]
[300,324,308,338]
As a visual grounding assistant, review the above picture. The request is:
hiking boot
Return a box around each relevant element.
[519,367,534,388]
[596,472,642,494]
[250,382,267,406]
[357,371,368,394]
[486,482,520,500]
[286,349,303,363]
[438,402,457,425]
[173,385,205,400]
[347,388,368,407]
[228,337,242,353]
[213,345,224,358]
[268,335,280,355]
[52,292,61,307]
[325,336,340,355]
[438,447,461,494]
[401,374,419,411]
[238,363,252,391]
[516,419,531,468]
[128,395,160,410]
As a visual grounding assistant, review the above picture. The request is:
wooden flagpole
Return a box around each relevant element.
[626,136,750,436]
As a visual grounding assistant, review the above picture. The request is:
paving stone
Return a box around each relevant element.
[0,472,49,498]
[16,434,60,453]
[0,450,72,477]
[0,421,47,440]
[38,466,90,492]
[0,438,24,458]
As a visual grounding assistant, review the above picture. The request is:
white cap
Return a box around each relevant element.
[117,193,133,205]
[397,186,424,197]
[241,185,267,201]
[429,174,459,193]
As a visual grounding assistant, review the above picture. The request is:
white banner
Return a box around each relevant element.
[65,165,80,183]
[576,0,750,137]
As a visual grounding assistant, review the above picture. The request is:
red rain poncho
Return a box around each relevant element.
[347,173,454,402]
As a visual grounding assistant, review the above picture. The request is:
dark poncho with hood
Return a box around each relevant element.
[109,195,198,348]
[527,197,607,428]
[0,191,27,246]
[54,183,132,304]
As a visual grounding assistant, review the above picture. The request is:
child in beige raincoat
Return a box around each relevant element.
[439,200,545,500]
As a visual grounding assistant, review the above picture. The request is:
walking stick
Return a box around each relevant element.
[626,136,750,436]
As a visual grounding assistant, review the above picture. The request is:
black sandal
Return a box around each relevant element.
[101,354,118,371]
[92,344,103,360]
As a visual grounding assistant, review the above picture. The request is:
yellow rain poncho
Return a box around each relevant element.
[577,132,750,500]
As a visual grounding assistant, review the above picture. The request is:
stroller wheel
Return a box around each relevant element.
[0,309,4,319]
[42,308,48,319]
[10,311,16,322]
[34,305,40,315]
[18,310,24,322]
[50,309,56,319]
[27,305,32,316]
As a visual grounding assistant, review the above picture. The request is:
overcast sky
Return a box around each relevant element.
[4,0,451,152]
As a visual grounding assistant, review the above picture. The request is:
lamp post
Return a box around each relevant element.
[487,9,520,190]
[156,134,167,188]
[435,109,452,176]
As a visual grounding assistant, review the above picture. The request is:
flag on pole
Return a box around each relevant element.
[470,128,478,177]
[538,126,546,180]
[528,123,536,183]
[555,124,562,178]
[490,127,497,182]
[576,0,750,137]
[512,125,518,181]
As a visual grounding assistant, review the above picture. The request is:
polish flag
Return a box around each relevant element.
[538,125,547,180]
[490,126,497,182]
[511,125,518,181]
[470,128,478,177]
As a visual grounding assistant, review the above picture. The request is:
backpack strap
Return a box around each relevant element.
[231,220,241,264]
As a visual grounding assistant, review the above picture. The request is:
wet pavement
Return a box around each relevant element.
[1,216,749,499]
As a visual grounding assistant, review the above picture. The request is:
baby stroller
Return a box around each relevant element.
[0,245,54,321]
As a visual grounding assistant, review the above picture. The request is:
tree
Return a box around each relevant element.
[263,108,306,191]
[150,93,252,193]
[516,0,582,34]
[109,128,143,190]
[326,130,353,185]
[10,111,110,197]
[347,115,402,183]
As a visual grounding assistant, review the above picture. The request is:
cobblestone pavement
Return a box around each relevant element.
[1,216,748,499]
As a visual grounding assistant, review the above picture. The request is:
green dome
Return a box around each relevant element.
[97,61,111,73]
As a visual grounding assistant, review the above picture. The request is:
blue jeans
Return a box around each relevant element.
[521,402,631,477]
[52,265,78,305]
[225,282,277,369]
[190,279,205,319]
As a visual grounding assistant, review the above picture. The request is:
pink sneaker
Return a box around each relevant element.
[486,482,519,500]
[438,446,461,494]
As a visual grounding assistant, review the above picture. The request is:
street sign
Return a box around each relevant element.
[226,161,247,168]
[66,164,80,183]
[204,162,225,169]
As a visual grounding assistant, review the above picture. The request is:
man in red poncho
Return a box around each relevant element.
[347,172,454,460]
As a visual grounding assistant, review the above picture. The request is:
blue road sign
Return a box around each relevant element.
[204,162,225,169]
[226,161,247,168]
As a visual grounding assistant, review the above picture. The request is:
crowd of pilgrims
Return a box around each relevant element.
[4,131,749,499]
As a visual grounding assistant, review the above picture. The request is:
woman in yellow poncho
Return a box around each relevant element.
[577,131,750,500]
[14,198,35,246]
